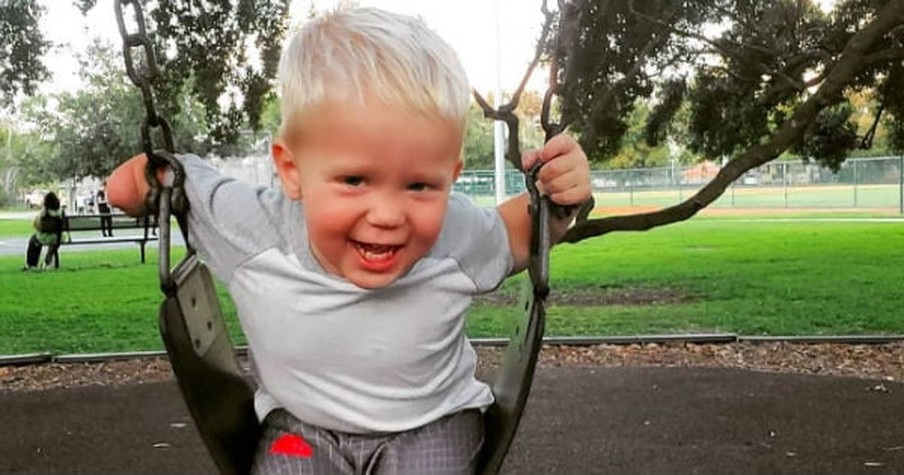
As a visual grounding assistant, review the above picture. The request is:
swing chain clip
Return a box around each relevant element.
[525,164,551,298]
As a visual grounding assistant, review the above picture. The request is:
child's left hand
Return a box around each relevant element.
[499,134,592,270]
[521,134,592,208]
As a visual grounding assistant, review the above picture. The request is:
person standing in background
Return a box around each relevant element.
[97,185,113,237]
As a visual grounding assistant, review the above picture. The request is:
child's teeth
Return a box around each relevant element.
[358,243,394,261]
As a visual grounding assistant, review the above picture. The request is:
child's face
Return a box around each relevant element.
[273,100,464,289]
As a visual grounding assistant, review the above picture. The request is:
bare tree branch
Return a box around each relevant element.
[473,0,558,170]
[862,47,904,65]
[861,104,885,149]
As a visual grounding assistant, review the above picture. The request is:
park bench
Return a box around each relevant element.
[58,213,159,264]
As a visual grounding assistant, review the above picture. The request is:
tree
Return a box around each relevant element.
[6,1,289,141]
[607,103,675,170]
[19,41,259,182]
[0,0,50,107]
[27,41,146,180]
[1,104,58,189]
[464,102,495,170]
[104,0,291,143]
[481,0,904,242]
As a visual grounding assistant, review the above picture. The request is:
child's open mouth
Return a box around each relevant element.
[353,241,400,264]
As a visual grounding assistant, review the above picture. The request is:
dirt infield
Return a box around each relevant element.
[593,205,901,217]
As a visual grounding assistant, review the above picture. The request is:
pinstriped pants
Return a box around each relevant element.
[252,409,484,475]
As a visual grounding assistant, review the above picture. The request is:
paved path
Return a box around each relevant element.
[2,366,903,474]
[0,233,183,257]
[0,212,182,258]
[0,236,181,257]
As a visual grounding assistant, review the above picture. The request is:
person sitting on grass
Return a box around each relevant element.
[24,191,64,271]
[107,7,591,474]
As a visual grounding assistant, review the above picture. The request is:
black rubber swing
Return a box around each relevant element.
[154,169,554,475]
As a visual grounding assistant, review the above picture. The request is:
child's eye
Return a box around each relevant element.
[342,176,364,187]
[407,182,431,192]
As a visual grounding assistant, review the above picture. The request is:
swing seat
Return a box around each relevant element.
[159,193,549,475]
[477,282,546,474]
[158,253,261,475]
[159,256,544,475]
[477,194,551,475]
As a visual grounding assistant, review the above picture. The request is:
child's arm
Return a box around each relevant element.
[497,134,591,274]
[106,153,157,216]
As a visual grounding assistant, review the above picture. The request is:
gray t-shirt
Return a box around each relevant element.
[178,154,513,433]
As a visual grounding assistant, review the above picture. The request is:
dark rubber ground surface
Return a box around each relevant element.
[2,366,903,474]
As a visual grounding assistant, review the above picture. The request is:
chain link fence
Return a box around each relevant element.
[454,156,904,212]
[175,153,904,213]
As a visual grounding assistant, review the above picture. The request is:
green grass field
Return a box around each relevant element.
[1,217,903,355]
[0,219,34,237]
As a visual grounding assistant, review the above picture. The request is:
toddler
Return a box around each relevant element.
[108,7,590,474]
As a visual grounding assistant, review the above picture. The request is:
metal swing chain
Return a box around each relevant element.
[114,0,189,293]
[524,35,576,298]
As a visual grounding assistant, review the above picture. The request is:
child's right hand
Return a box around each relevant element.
[107,153,153,216]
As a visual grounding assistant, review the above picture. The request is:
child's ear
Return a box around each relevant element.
[272,140,303,200]
[452,158,463,182]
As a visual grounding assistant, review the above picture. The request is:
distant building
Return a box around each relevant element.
[681,160,720,184]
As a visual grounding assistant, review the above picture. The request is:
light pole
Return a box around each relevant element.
[493,0,506,205]
[259,130,275,187]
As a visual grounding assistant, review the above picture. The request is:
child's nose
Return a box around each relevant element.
[366,195,405,228]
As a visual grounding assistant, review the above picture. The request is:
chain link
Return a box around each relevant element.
[537,1,583,221]
[114,0,188,219]
[115,0,190,292]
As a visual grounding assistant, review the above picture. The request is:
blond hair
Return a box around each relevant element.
[277,7,470,135]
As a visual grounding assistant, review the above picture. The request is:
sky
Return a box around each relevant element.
[37,0,838,97]
[38,0,550,96]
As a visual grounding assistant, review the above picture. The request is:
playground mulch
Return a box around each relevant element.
[2,343,904,474]
[3,341,903,393]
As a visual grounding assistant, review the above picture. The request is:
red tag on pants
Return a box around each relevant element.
[269,434,314,458]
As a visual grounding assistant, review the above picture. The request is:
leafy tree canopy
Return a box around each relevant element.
[17,41,262,184]
[75,0,290,144]
[0,0,51,108]
[554,0,904,173]
[3,0,289,144]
